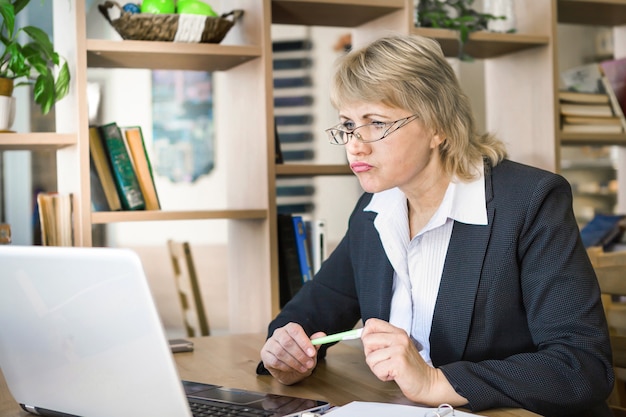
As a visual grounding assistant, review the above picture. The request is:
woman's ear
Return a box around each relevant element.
[430,130,446,148]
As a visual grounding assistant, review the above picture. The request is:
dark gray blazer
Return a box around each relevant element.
[266,159,614,417]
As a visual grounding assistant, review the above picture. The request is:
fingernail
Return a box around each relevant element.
[307,348,315,356]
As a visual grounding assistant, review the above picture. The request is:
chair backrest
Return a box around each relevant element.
[167,240,210,337]
[587,247,626,409]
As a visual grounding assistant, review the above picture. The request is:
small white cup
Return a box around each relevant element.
[0,95,16,131]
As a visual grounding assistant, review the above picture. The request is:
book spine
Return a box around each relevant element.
[292,215,313,283]
[37,192,73,247]
[124,126,161,210]
[98,122,146,211]
[89,126,122,211]
[600,74,626,132]
[89,157,111,211]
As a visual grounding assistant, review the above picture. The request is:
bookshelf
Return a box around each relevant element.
[555,0,626,223]
[5,0,622,332]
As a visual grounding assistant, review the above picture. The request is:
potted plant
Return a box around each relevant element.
[417,0,509,61]
[0,0,70,115]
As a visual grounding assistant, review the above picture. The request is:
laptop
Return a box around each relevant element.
[0,245,330,417]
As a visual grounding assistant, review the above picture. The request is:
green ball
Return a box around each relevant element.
[140,0,176,14]
[177,0,218,16]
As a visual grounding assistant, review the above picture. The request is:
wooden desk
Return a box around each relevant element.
[0,333,540,416]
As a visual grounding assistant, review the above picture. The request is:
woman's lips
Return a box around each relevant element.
[350,162,373,173]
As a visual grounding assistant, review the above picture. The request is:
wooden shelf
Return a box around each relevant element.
[86,39,261,71]
[0,133,76,151]
[561,160,616,170]
[411,28,549,59]
[91,209,267,224]
[560,132,626,146]
[276,164,352,176]
[574,191,617,198]
[271,0,404,27]
[558,0,626,26]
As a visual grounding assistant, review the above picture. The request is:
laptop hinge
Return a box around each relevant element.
[21,404,42,415]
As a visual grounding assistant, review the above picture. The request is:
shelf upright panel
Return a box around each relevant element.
[53,0,93,246]
[484,0,557,172]
[218,0,275,332]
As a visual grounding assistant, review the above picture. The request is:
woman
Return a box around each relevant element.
[259,34,614,416]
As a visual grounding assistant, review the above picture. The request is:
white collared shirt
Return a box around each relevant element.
[363,162,487,365]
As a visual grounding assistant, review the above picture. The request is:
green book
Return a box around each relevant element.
[98,122,145,211]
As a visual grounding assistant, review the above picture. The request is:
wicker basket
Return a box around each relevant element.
[98,1,243,43]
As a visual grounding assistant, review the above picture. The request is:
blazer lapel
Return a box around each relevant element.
[358,210,394,321]
[430,161,495,365]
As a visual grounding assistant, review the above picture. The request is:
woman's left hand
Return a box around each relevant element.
[361,318,467,407]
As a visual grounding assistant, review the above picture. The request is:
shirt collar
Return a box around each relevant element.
[364,160,487,226]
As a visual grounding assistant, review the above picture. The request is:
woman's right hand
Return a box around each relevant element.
[260,322,325,385]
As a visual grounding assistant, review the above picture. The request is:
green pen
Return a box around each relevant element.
[310,328,363,345]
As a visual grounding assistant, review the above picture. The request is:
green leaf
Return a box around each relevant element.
[33,72,54,115]
[13,0,31,15]
[54,60,70,101]
[0,1,15,40]
[22,26,55,61]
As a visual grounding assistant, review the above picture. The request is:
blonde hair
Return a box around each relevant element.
[329,34,506,180]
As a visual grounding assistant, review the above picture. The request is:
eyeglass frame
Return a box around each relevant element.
[325,114,419,145]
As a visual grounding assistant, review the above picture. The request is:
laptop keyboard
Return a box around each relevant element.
[189,398,274,417]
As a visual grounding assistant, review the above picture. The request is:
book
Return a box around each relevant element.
[292,215,314,283]
[90,157,112,211]
[281,149,315,161]
[580,213,626,249]
[563,115,623,125]
[276,203,315,214]
[88,126,122,211]
[558,90,609,104]
[274,96,314,107]
[562,123,623,134]
[98,122,146,211]
[123,126,161,210]
[273,76,312,89]
[37,192,73,246]
[0,223,11,244]
[559,102,614,118]
[277,213,304,307]
[599,71,626,131]
[599,56,626,116]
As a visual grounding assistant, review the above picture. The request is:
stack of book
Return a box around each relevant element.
[560,60,626,134]
[89,122,161,212]
[37,192,73,246]
[276,213,327,307]
[559,90,624,134]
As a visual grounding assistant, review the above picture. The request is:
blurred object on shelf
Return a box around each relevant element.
[484,0,516,33]
[0,223,10,244]
[595,28,614,59]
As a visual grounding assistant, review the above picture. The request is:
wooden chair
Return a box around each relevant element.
[588,247,626,409]
[167,240,210,337]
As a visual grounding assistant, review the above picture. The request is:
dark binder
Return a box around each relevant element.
[277,214,304,307]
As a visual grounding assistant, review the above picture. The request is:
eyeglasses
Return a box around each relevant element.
[325,114,419,145]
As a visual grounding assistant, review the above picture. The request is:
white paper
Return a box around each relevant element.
[324,401,484,417]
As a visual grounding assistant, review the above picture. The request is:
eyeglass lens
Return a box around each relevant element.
[328,116,415,144]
